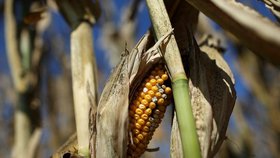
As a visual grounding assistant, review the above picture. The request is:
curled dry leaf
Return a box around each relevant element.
[171,37,236,158]
[169,2,236,157]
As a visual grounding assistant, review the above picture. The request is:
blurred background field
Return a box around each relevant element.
[0,0,280,157]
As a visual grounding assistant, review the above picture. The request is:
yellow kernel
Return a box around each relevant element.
[145,82,152,89]
[148,90,155,97]
[141,114,148,120]
[165,87,172,94]
[137,134,144,140]
[135,109,143,115]
[161,74,168,80]
[133,129,140,135]
[149,102,156,109]
[150,79,157,86]
[134,114,140,120]
[155,92,162,98]
[142,131,148,137]
[138,104,146,110]
[157,98,164,105]
[143,126,149,132]
[133,138,140,144]
[144,95,152,102]
[144,108,152,115]
[146,121,151,127]
[157,78,164,85]
[141,99,148,106]
[140,92,146,98]
[151,86,158,92]
[135,123,141,129]
[137,119,145,125]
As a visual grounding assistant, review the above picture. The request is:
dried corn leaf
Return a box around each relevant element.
[186,0,280,64]
[169,2,236,157]
[261,0,280,22]
[171,37,236,158]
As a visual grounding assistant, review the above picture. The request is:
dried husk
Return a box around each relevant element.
[94,30,172,158]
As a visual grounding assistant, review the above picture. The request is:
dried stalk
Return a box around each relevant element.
[146,0,201,157]
[5,0,44,158]
[186,0,280,64]
[54,1,99,156]
[4,0,27,93]
[71,22,98,156]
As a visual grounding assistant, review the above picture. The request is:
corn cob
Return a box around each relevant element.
[128,64,172,158]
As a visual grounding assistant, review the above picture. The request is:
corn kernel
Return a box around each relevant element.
[161,74,168,80]
[144,108,152,115]
[149,102,156,109]
[143,126,149,132]
[133,100,140,106]
[134,114,140,120]
[151,86,158,92]
[133,138,140,144]
[139,143,145,149]
[142,131,148,137]
[155,92,162,98]
[137,134,144,140]
[154,109,161,115]
[141,99,148,106]
[157,78,164,85]
[138,104,146,110]
[135,109,143,115]
[133,129,140,135]
[140,92,146,98]
[145,82,152,89]
[144,95,152,102]
[137,119,145,125]
[157,98,164,105]
[150,79,157,86]
[135,123,141,129]
[148,90,155,97]
[158,105,166,112]
[141,114,148,120]
[165,87,172,94]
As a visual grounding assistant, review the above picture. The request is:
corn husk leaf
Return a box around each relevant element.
[94,30,173,158]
